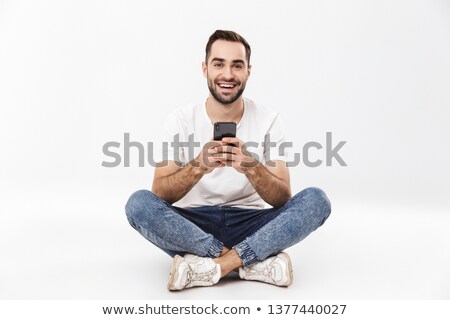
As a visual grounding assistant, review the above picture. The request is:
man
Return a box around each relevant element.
[125,30,331,291]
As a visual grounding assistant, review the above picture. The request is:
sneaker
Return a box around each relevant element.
[239,252,293,286]
[167,254,221,291]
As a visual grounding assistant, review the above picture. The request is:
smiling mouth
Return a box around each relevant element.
[217,83,237,90]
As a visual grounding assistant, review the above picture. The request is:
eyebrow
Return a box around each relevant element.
[210,57,245,64]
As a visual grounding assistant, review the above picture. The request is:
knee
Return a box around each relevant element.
[297,187,332,221]
[125,189,159,223]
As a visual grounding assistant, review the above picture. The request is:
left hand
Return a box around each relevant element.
[212,137,259,174]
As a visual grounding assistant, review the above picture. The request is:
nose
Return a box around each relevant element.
[222,66,234,79]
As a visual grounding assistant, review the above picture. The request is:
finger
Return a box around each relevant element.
[214,153,234,161]
[211,156,225,163]
[221,137,241,146]
[210,150,230,158]
[206,141,221,149]
[206,156,223,166]
[207,148,219,155]
[215,145,235,154]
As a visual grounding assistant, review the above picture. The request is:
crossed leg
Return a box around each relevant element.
[125,187,331,289]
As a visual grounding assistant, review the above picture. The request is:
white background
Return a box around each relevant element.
[1,0,449,299]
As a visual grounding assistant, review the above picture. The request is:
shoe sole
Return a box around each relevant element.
[167,255,184,291]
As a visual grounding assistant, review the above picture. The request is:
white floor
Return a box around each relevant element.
[1,184,449,300]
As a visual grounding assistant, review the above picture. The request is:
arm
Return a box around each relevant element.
[152,141,224,204]
[214,137,292,208]
[152,161,206,204]
[244,160,291,208]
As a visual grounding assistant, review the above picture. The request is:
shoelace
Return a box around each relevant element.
[246,260,275,277]
[185,267,217,286]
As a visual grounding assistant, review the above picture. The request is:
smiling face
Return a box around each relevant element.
[203,40,251,105]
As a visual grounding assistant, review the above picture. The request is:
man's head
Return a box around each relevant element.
[205,30,251,66]
[203,30,252,105]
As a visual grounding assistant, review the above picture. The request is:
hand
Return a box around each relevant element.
[212,137,259,174]
[191,140,226,174]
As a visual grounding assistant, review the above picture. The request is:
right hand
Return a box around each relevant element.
[191,140,226,174]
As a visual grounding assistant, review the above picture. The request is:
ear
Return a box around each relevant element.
[202,62,207,78]
[247,64,252,77]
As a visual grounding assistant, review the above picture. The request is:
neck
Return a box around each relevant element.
[205,95,245,124]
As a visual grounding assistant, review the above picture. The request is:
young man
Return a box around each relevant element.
[125,30,331,290]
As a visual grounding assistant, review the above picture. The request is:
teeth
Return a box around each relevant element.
[219,84,235,88]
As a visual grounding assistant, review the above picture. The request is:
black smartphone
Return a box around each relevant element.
[213,122,236,141]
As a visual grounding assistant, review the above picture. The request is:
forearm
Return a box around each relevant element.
[245,163,291,208]
[152,162,207,204]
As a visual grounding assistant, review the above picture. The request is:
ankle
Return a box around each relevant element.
[220,247,231,256]
[214,250,243,278]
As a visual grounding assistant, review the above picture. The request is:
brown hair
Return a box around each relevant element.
[205,30,251,65]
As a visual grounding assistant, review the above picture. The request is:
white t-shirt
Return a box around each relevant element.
[158,97,288,209]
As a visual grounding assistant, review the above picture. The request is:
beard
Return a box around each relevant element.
[207,77,247,105]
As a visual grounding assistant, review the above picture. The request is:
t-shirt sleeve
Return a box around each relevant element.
[262,113,290,164]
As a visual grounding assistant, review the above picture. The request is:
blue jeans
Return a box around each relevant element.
[125,187,331,267]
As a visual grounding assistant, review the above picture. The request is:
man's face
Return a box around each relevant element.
[203,40,251,105]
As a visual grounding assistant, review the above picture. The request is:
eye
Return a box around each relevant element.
[234,64,243,69]
[214,63,223,68]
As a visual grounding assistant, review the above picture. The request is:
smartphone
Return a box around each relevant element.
[213,122,236,142]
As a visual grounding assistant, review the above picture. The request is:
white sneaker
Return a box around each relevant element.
[239,252,293,286]
[167,254,221,291]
